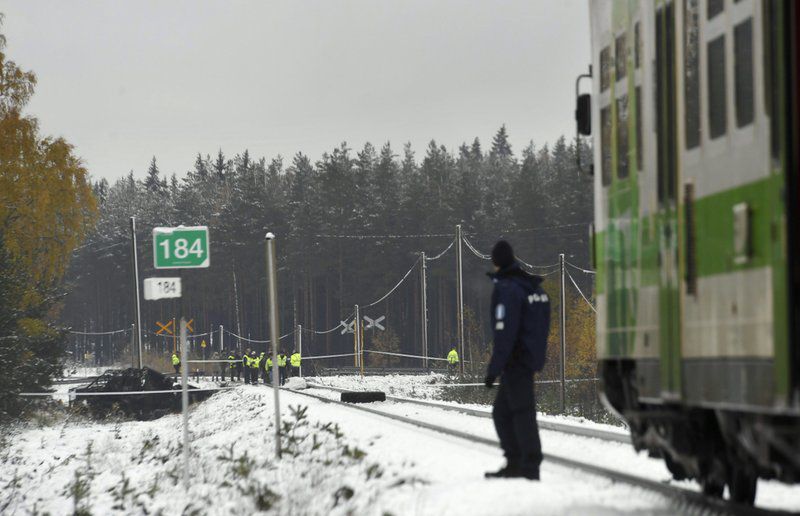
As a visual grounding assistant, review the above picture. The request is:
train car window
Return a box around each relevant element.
[617,95,630,179]
[634,23,641,69]
[636,86,643,171]
[616,34,627,80]
[708,35,728,139]
[684,0,701,149]
[734,18,754,127]
[707,0,724,19]
[601,106,612,185]
[600,46,611,91]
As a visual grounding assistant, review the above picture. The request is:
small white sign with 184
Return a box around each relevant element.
[143,277,182,300]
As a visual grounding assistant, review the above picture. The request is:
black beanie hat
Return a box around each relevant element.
[491,240,515,268]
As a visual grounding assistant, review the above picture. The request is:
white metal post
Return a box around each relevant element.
[130,216,144,368]
[420,251,429,369]
[180,317,189,490]
[456,224,465,375]
[219,325,224,352]
[559,253,567,414]
[354,304,362,374]
[265,233,282,459]
[297,324,303,378]
[130,324,135,368]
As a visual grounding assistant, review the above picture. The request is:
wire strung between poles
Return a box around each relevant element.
[69,327,132,336]
[462,236,492,260]
[18,386,237,397]
[566,269,597,313]
[304,352,358,360]
[362,349,451,362]
[314,232,454,239]
[566,260,596,274]
[462,236,559,272]
[425,238,456,261]
[362,257,420,309]
[224,329,296,344]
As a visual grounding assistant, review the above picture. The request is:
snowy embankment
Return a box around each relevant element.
[0,384,682,515]
[307,375,800,511]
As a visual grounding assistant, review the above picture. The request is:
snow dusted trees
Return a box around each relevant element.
[0,17,96,419]
[61,125,594,371]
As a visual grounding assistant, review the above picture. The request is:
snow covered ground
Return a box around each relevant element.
[306,375,800,512]
[3,376,799,514]
[1,384,681,515]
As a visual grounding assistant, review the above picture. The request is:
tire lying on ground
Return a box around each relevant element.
[341,391,386,403]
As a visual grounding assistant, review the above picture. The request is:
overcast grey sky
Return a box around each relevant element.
[1,0,589,182]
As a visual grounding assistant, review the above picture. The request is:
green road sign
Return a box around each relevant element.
[153,226,210,269]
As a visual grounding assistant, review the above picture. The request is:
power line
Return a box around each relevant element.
[314,232,453,239]
[424,238,456,261]
[363,257,420,308]
[566,260,596,274]
[566,269,597,313]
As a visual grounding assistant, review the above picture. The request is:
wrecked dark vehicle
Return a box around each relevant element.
[69,367,213,420]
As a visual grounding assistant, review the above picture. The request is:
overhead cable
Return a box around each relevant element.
[462,236,491,260]
[362,257,420,308]
[315,232,453,239]
[224,329,295,344]
[69,327,132,336]
[566,269,597,313]
[566,260,597,274]
[425,238,456,261]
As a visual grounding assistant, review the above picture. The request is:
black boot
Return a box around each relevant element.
[485,460,520,479]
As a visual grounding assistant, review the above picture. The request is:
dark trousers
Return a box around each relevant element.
[290,366,299,377]
[492,364,542,473]
[230,368,236,381]
[235,366,242,381]
[174,364,180,376]
[244,367,251,384]
[279,366,286,385]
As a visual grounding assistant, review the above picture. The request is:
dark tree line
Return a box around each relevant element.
[62,126,593,368]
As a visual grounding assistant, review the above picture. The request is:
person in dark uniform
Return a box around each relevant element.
[483,240,550,481]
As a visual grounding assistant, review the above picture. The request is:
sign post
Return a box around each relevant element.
[265,232,282,460]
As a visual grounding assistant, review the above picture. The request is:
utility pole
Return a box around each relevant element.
[219,325,224,352]
[180,317,189,490]
[130,324,135,368]
[129,217,144,368]
[265,232,282,459]
[354,304,362,375]
[456,224,465,374]
[297,324,303,378]
[559,253,567,414]
[420,251,429,369]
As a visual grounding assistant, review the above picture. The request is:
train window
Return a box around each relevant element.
[707,35,727,139]
[634,23,640,69]
[734,18,754,127]
[684,0,701,149]
[615,34,627,80]
[601,106,612,185]
[600,46,611,91]
[617,95,629,179]
[707,0,724,19]
[636,86,642,171]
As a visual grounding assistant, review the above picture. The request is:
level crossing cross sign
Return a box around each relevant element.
[155,320,174,336]
[340,320,356,335]
[363,315,385,331]
[153,226,210,269]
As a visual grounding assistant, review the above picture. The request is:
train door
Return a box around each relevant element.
[655,1,682,400]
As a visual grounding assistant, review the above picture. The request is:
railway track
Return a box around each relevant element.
[306,382,631,444]
[288,386,797,516]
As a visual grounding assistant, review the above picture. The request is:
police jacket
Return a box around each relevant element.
[486,262,550,377]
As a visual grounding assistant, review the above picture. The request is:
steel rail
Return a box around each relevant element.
[286,387,794,516]
[306,383,631,444]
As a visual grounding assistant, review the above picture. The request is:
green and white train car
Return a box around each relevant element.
[581,0,799,504]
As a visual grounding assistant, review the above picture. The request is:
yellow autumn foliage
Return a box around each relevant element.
[0,16,96,293]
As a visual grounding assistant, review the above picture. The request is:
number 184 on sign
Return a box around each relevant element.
[153,226,210,269]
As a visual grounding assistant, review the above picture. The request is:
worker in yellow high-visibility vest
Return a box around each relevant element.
[171,352,180,377]
[447,347,459,374]
[278,352,288,384]
[290,350,301,377]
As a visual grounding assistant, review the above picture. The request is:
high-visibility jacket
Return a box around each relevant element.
[172,354,180,366]
[266,357,273,368]
[243,355,251,367]
[278,354,287,367]
[251,356,260,369]
[228,354,236,368]
[447,349,459,364]
[290,353,301,367]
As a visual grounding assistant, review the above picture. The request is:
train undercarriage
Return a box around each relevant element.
[600,359,800,505]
